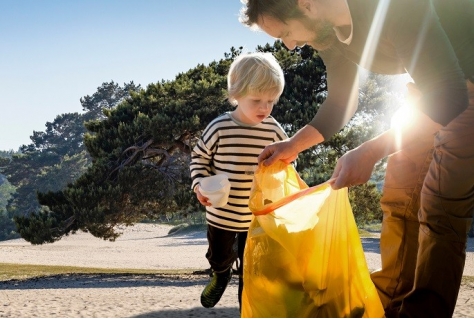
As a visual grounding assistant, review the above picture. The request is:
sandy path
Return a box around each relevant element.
[0,273,241,318]
[0,223,473,317]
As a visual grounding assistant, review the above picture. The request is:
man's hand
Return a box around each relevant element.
[258,139,299,166]
[258,125,324,166]
[330,143,379,190]
[330,82,436,190]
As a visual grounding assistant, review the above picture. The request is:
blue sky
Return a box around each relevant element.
[0,0,275,151]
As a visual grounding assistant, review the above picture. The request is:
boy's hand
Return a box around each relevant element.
[195,186,211,206]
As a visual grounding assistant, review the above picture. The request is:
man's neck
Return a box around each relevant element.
[330,0,353,43]
[330,0,352,27]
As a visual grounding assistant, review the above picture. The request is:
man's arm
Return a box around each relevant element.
[330,83,442,189]
[330,1,469,189]
[388,0,468,125]
[331,107,441,189]
[309,49,360,140]
[258,124,324,166]
[259,51,360,165]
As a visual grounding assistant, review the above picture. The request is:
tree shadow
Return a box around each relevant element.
[360,235,474,254]
[0,273,217,290]
[158,238,208,247]
[360,237,380,254]
[466,237,474,253]
[132,306,240,318]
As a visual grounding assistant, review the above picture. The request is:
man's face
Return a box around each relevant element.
[257,14,336,51]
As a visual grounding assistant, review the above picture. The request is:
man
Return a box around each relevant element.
[239,0,474,317]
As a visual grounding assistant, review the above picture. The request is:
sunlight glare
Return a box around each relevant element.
[358,0,390,70]
[391,102,416,129]
[391,101,416,149]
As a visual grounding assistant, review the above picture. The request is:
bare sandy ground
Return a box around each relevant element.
[0,223,473,318]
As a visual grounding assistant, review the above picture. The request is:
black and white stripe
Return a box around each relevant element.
[190,112,287,232]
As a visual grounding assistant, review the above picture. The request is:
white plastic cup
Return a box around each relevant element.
[199,174,231,208]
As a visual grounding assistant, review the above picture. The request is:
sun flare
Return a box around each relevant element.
[391,101,417,149]
[391,103,416,129]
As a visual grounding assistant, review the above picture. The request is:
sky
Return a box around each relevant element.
[0,0,275,151]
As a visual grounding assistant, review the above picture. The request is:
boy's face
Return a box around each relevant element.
[233,91,279,125]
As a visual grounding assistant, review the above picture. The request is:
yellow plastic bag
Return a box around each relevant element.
[241,161,384,318]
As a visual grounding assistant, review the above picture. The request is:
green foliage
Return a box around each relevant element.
[265,44,326,137]
[0,152,18,240]
[81,81,141,122]
[0,175,15,210]
[349,184,383,224]
[1,113,89,217]
[0,82,139,242]
[14,211,64,244]
[0,150,14,158]
[0,209,18,241]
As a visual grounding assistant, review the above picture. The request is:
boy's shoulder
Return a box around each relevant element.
[202,112,234,135]
[262,115,283,126]
[261,116,287,136]
[264,115,278,123]
[208,112,232,127]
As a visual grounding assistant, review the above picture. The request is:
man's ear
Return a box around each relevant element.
[297,0,313,14]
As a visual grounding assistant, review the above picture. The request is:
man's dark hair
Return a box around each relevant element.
[239,0,304,28]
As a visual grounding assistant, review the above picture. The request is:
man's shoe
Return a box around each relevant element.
[200,268,233,308]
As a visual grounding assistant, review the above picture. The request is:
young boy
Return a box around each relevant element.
[190,52,288,309]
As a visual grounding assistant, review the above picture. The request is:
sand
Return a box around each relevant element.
[0,223,473,318]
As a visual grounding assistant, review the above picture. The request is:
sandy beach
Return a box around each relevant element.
[0,223,473,318]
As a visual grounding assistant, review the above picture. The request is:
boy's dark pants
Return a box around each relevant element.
[206,224,248,305]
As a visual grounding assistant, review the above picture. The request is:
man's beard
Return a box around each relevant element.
[301,15,336,51]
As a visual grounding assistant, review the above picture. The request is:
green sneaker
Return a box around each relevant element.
[200,268,233,308]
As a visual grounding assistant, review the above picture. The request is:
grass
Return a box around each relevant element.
[2,262,473,288]
[358,228,377,238]
[462,275,474,285]
[0,263,196,282]
[358,223,382,238]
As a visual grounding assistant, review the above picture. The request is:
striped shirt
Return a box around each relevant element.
[190,112,288,232]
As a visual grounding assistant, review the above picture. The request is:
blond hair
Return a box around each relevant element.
[227,52,285,106]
